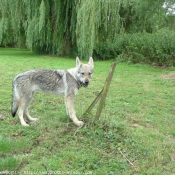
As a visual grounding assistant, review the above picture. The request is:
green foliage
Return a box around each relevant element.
[1,0,175,58]
[123,29,175,65]
[39,0,46,33]
[94,28,175,66]
[127,0,166,33]
[76,0,121,58]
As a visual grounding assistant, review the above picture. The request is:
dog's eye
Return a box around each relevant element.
[81,72,84,75]
[89,73,92,75]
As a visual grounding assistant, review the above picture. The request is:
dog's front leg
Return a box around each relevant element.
[65,95,84,126]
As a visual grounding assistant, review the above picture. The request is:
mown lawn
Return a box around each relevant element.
[0,48,175,175]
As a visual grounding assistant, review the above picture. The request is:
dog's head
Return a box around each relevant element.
[76,57,94,87]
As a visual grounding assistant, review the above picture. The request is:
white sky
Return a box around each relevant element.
[163,2,175,15]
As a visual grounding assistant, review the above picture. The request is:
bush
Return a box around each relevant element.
[93,29,175,66]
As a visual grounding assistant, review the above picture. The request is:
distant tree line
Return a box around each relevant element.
[0,0,175,61]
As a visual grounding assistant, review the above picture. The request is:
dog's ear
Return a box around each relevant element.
[88,57,94,68]
[76,57,82,68]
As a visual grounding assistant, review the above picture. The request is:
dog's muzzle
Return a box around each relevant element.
[81,80,89,87]
[83,81,89,87]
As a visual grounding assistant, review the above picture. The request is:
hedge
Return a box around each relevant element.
[94,28,175,66]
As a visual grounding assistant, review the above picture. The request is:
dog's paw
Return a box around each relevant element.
[30,118,38,121]
[75,120,84,126]
[22,123,29,127]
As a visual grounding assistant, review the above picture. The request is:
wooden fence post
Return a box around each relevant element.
[95,62,116,119]
[83,62,116,119]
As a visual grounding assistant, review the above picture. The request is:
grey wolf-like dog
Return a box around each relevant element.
[11,57,94,126]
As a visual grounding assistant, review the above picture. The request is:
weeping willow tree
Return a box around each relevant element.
[0,0,78,55]
[0,0,174,58]
[76,0,123,57]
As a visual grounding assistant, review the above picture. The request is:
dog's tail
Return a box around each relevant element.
[11,81,19,117]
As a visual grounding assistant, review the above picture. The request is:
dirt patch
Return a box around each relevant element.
[131,120,155,129]
[162,72,175,79]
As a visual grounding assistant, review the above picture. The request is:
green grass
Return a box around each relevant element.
[0,48,175,174]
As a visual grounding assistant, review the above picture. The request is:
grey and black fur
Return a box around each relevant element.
[11,57,94,126]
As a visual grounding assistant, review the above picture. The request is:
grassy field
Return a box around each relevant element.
[0,48,175,175]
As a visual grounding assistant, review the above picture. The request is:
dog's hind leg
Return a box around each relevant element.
[18,99,29,126]
[65,95,84,126]
[23,95,38,122]
[24,108,38,122]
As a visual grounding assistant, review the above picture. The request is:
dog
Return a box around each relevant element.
[11,57,94,126]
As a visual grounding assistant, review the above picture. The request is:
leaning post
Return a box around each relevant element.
[83,62,116,118]
[95,62,116,119]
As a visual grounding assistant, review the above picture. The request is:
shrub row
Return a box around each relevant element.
[94,29,175,66]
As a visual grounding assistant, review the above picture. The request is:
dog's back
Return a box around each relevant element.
[13,69,64,94]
